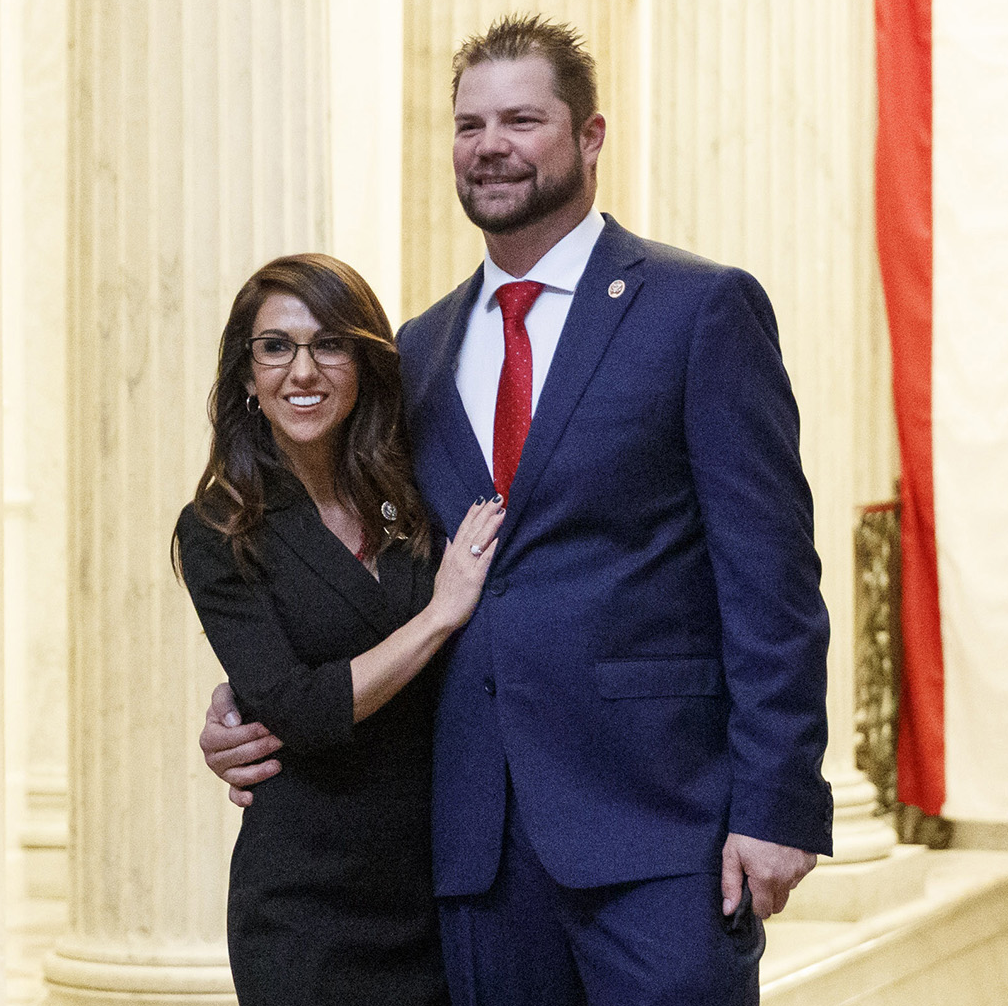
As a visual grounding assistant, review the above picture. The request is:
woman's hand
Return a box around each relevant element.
[428,496,505,632]
[348,495,505,723]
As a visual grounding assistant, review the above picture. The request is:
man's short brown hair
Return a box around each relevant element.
[451,13,599,134]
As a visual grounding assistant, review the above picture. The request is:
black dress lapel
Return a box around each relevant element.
[264,487,394,639]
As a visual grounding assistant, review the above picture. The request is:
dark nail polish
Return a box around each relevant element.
[491,493,503,504]
[475,496,485,506]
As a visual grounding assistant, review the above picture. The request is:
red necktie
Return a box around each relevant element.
[493,280,544,504]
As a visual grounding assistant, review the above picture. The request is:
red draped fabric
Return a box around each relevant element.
[875,0,944,814]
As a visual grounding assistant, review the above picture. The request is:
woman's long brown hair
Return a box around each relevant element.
[173,253,429,576]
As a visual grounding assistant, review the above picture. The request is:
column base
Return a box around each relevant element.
[43,944,235,1005]
[828,769,898,863]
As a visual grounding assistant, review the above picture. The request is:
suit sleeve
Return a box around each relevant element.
[175,506,355,753]
[683,268,833,855]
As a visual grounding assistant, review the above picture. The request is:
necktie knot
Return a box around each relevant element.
[497,280,544,323]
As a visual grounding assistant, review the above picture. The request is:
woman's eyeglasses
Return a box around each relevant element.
[246,335,354,368]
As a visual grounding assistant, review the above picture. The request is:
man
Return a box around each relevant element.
[203,14,832,1004]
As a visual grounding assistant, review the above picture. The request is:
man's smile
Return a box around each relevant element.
[470,171,533,187]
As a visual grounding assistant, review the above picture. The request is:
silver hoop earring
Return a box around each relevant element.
[246,394,260,415]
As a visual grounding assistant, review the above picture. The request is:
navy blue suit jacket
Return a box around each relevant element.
[397,216,833,898]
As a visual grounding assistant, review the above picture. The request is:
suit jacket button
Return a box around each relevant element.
[489,579,508,596]
[483,677,496,696]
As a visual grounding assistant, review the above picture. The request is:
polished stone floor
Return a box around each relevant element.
[5,850,1008,1005]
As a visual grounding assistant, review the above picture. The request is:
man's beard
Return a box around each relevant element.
[456,156,585,235]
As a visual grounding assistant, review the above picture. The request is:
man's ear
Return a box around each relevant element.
[580,112,606,169]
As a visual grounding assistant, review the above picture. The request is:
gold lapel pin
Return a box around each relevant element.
[608,279,626,298]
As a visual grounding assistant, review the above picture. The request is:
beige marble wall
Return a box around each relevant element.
[1,0,72,902]
[42,1,332,1002]
[2,0,26,910]
[1,0,8,959]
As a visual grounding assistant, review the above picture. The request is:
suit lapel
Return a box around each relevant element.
[501,218,646,537]
[415,270,493,498]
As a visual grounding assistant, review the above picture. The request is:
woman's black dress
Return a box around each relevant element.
[176,481,448,1006]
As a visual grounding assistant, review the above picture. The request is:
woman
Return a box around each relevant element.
[173,254,503,1005]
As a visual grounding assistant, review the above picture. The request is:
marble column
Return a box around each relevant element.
[401,0,638,321]
[43,1,332,1002]
[645,0,899,868]
[329,0,405,326]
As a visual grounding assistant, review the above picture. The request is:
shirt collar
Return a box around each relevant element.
[478,207,606,312]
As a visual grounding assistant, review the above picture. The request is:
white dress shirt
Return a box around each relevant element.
[454,208,606,474]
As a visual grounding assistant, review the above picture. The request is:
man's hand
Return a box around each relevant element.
[721,832,816,920]
[199,682,283,807]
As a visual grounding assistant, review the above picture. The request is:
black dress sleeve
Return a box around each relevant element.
[175,504,355,753]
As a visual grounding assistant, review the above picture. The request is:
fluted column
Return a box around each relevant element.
[330,1,405,325]
[44,2,332,1003]
[646,0,897,865]
[401,0,638,321]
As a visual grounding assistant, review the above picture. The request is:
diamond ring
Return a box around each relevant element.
[470,544,483,557]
